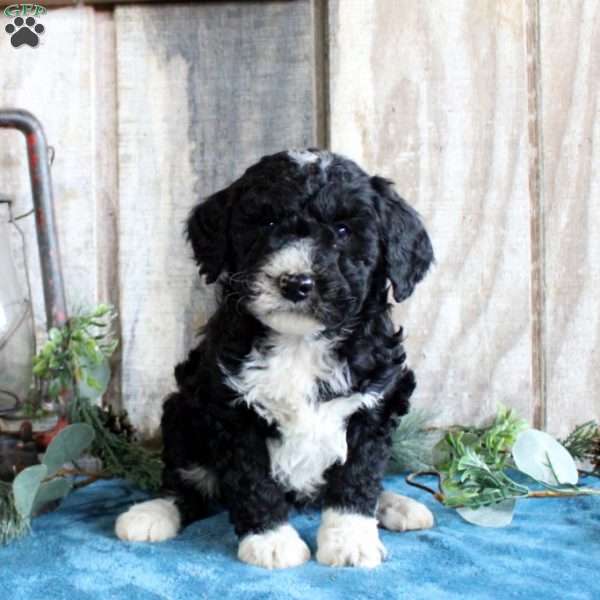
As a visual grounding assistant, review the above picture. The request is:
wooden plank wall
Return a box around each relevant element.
[115,1,315,432]
[328,0,533,428]
[328,0,600,436]
[0,7,114,346]
[0,1,597,436]
[539,1,600,437]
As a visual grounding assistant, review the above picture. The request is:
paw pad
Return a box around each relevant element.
[5,16,45,48]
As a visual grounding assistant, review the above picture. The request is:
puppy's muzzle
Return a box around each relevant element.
[279,273,314,303]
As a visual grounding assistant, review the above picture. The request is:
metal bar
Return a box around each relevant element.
[0,109,67,330]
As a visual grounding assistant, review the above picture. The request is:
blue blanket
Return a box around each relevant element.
[1,476,598,600]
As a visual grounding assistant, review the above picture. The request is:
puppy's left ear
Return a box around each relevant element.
[186,187,232,284]
[371,176,434,302]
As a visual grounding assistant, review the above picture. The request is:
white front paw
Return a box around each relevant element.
[377,491,434,531]
[238,523,311,569]
[316,509,387,568]
[115,498,180,542]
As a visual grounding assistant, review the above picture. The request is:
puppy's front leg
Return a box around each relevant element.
[317,507,386,569]
[316,365,411,569]
[219,451,310,569]
[316,425,389,568]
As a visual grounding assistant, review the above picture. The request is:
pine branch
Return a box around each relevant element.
[68,395,162,491]
[389,410,439,473]
[0,482,29,546]
[560,421,600,467]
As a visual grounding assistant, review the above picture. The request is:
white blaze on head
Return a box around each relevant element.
[262,239,314,278]
[287,149,333,173]
[287,149,320,166]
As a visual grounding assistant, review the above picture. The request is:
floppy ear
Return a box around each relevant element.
[371,176,434,302]
[186,187,232,284]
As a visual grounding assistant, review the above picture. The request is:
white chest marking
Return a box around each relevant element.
[223,333,380,496]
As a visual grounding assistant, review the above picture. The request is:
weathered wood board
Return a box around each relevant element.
[115,1,315,433]
[540,1,600,437]
[0,7,117,349]
[328,0,533,427]
[0,0,597,436]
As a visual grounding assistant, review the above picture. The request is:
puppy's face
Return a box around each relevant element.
[230,178,382,335]
[187,150,433,336]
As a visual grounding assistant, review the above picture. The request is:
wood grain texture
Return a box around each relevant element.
[328,1,533,427]
[524,0,545,430]
[540,1,600,437]
[92,9,121,407]
[0,7,116,349]
[116,1,315,433]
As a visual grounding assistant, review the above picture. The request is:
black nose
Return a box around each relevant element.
[279,273,314,303]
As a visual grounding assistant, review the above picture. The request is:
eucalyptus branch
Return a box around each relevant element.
[527,488,600,499]
[408,470,600,509]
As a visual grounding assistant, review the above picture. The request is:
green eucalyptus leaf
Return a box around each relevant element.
[31,478,73,515]
[93,304,110,317]
[49,328,61,343]
[86,376,101,390]
[461,432,479,447]
[513,429,578,485]
[432,437,452,470]
[77,356,110,400]
[13,465,48,518]
[457,499,516,527]
[42,424,95,476]
[32,361,46,376]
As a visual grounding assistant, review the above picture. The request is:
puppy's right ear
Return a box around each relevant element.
[186,187,232,284]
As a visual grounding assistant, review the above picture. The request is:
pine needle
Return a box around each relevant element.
[0,482,29,546]
[68,395,163,491]
[560,421,600,463]
[389,410,439,473]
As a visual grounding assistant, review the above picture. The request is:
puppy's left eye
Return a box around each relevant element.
[336,224,351,238]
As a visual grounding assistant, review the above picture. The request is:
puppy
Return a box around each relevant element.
[116,149,435,568]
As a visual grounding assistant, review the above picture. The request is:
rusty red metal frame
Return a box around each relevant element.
[0,109,67,330]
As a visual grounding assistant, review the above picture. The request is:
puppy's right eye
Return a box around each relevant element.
[335,223,351,239]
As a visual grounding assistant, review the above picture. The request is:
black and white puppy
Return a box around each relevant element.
[115,149,435,569]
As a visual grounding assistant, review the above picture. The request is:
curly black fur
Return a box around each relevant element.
[160,150,433,537]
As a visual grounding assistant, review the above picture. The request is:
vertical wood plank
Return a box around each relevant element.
[328,1,533,426]
[116,1,315,433]
[540,1,600,437]
[93,9,121,406]
[0,7,116,350]
[524,0,545,430]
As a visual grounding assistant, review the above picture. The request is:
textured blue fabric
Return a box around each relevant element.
[1,475,598,600]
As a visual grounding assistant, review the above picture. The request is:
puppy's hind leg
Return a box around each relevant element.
[377,491,434,532]
[116,391,222,543]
